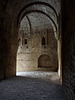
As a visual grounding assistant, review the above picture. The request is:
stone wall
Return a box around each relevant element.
[62,0,75,99]
[0,3,18,79]
[0,6,12,79]
[17,28,58,72]
[0,0,60,79]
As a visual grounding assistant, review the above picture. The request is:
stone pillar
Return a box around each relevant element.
[5,19,18,78]
[5,44,18,78]
[0,9,8,80]
[62,0,75,99]
[0,11,18,79]
[58,34,62,79]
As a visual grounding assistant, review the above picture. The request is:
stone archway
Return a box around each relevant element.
[38,54,58,71]
[38,54,51,68]
[1,0,60,79]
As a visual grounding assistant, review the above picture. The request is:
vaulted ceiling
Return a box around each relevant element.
[0,0,60,39]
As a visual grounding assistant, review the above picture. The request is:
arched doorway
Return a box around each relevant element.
[16,11,58,73]
[38,54,58,71]
[38,54,51,68]
[16,1,59,75]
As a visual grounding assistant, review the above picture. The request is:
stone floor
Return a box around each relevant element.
[0,71,66,100]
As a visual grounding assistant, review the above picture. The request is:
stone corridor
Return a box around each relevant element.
[0,72,66,100]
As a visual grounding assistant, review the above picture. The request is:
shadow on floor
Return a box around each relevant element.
[0,76,66,100]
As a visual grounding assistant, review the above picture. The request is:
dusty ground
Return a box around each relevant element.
[0,71,66,100]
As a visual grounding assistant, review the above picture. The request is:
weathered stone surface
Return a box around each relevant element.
[1,0,75,99]
[62,0,75,99]
[16,15,58,72]
[0,72,66,100]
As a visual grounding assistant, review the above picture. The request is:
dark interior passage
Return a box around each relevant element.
[0,0,75,99]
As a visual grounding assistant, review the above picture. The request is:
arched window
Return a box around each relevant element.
[24,39,27,44]
[42,37,46,45]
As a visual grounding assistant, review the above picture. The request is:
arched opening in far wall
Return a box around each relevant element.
[16,12,58,73]
[38,54,58,71]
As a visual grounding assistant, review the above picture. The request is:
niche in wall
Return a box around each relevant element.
[38,54,51,68]
[42,37,46,45]
[24,39,27,44]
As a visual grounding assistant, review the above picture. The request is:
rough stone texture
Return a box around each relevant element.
[0,0,75,99]
[16,14,58,72]
[0,3,18,79]
[62,0,75,99]
[0,0,60,79]
[16,71,59,81]
[0,72,66,100]
[6,0,60,16]
[0,6,14,79]
[6,0,60,39]
[1,0,75,99]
